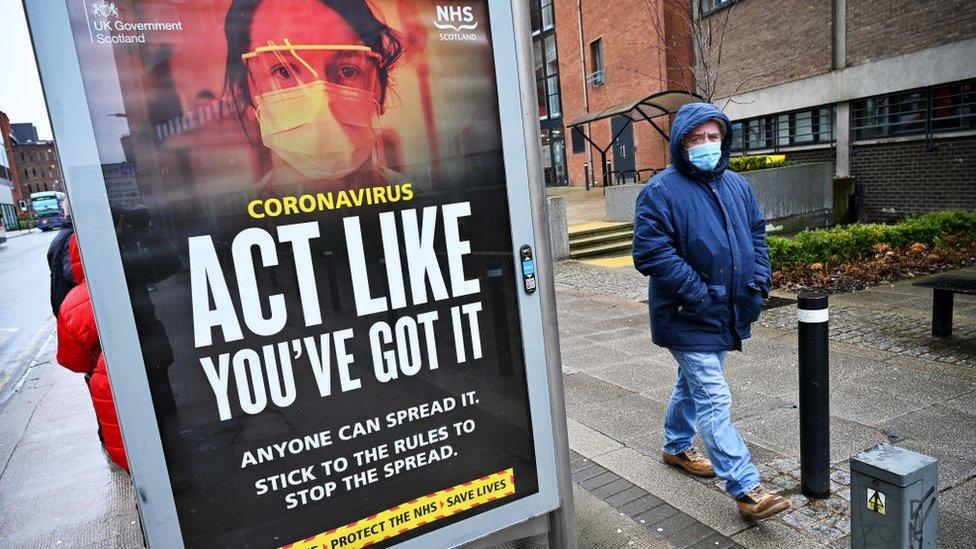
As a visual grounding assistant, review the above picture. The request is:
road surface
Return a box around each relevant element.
[0,229,58,402]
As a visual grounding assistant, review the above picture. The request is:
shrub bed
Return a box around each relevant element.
[768,211,976,270]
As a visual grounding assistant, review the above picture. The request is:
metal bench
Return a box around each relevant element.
[912,275,976,337]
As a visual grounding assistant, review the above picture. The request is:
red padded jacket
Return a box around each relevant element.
[55,235,129,471]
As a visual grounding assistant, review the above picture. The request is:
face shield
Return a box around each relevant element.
[243,42,383,181]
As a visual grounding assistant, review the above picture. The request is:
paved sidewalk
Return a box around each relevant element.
[0,335,141,547]
[0,332,683,548]
[555,261,976,548]
[4,262,975,547]
[3,228,41,239]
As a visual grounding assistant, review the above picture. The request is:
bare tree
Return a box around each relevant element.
[623,0,795,108]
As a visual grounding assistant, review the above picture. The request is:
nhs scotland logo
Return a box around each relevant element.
[434,5,479,41]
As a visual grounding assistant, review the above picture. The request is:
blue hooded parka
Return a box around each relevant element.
[632,103,771,351]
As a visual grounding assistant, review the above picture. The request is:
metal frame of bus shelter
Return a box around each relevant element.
[568,90,704,189]
[25,0,577,547]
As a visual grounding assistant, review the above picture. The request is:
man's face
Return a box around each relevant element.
[683,119,723,150]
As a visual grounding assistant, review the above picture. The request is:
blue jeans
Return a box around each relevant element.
[663,350,760,499]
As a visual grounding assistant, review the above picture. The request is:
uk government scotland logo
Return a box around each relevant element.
[91,0,119,18]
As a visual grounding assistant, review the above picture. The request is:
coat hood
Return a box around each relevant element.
[670,102,733,180]
[69,234,84,283]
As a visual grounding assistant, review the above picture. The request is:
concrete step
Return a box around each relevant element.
[569,240,633,259]
[568,221,633,240]
[569,229,635,248]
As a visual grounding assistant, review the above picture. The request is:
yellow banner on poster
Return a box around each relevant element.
[281,468,516,549]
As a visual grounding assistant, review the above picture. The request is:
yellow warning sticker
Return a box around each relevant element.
[281,468,516,549]
[867,488,886,515]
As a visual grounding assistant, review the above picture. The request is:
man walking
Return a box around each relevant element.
[632,102,789,520]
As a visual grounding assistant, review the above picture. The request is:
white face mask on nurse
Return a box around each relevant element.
[244,43,382,181]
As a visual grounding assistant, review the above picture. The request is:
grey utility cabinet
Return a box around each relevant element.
[850,444,938,548]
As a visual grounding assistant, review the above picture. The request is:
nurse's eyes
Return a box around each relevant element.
[270,63,300,82]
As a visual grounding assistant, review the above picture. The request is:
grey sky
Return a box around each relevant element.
[1,0,54,140]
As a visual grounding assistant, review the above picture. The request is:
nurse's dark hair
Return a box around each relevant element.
[223,0,403,107]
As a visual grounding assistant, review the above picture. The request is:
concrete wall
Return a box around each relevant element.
[605,184,643,223]
[547,195,569,260]
[745,162,833,228]
[607,163,835,229]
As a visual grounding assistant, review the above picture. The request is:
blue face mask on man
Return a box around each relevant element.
[687,142,722,172]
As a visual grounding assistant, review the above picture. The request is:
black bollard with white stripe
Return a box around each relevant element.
[798,292,830,499]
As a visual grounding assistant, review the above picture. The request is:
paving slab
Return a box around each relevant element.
[941,477,976,523]
[937,509,976,549]
[723,360,800,399]
[571,484,674,549]
[825,381,929,427]
[588,358,678,395]
[0,360,140,547]
[561,341,631,374]
[604,485,651,508]
[600,332,676,363]
[571,393,667,443]
[566,416,625,458]
[891,438,976,489]
[557,311,607,339]
[729,520,824,549]
[588,446,754,538]
[737,407,887,464]
[942,389,976,415]
[880,403,976,451]
[562,372,635,412]
[849,362,976,405]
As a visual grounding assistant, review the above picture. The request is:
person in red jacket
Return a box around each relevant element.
[56,234,129,471]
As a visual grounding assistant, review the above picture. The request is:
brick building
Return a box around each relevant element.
[531,0,694,187]
[0,112,22,229]
[706,0,976,221]
[12,125,64,199]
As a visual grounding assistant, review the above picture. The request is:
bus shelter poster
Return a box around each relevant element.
[64,0,539,546]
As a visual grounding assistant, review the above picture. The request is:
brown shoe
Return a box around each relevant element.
[662,449,716,478]
[736,485,791,520]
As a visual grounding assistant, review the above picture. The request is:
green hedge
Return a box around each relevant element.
[768,210,976,269]
[729,154,786,173]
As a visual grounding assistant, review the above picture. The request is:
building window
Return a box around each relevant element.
[571,127,586,154]
[530,0,566,186]
[730,122,744,151]
[530,0,554,33]
[932,80,976,131]
[533,33,561,120]
[701,0,735,15]
[732,106,835,153]
[746,118,772,150]
[587,39,604,86]
[852,79,975,140]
